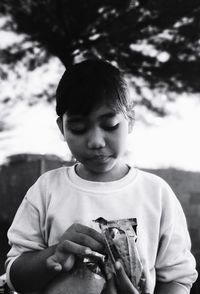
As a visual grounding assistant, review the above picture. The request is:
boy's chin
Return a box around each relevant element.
[77,160,126,181]
[84,160,116,174]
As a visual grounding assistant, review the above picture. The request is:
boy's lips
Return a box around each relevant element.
[86,154,112,163]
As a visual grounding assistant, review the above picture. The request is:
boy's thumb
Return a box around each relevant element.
[101,277,117,294]
[62,254,75,271]
[46,255,62,272]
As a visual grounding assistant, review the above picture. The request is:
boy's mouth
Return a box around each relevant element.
[87,154,112,163]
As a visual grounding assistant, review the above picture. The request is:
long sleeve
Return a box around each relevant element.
[155,184,197,292]
[5,177,47,290]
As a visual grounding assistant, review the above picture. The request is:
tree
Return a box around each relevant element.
[0,0,200,116]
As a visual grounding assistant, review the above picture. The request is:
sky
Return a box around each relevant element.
[1,16,200,171]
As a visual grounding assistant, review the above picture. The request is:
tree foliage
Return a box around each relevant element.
[0,0,200,114]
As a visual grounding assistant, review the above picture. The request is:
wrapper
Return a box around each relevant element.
[83,217,149,294]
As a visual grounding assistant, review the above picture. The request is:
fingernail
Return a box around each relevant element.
[107,272,113,280]
[85,248,93,255]
[115,261,121,270]
[54,264,62,271]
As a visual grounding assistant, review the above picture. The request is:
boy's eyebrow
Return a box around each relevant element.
[99,112,117,119]
[67,112,117,122]
[66,115,85,122]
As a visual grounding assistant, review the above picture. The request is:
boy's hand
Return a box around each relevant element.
[101,261,140,294]
[46,223,105,272]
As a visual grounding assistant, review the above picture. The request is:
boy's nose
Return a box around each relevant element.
[87,128,106,149]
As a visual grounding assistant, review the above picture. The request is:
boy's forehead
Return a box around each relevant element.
[64,104,119,120]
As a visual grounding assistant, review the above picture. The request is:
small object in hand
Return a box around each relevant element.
[94,217,148,293]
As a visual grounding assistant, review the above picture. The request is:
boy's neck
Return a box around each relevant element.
[75,163,130,182]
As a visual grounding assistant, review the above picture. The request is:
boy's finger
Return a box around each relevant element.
[62,254,75,271]
[73,223,105,245]
[72,232,105,253]
[46,255,62,272]
[101,277,117,294]
[114,261,140,294]
[46,253,75,272]
[115,261,131,283]
[61,239,96,255]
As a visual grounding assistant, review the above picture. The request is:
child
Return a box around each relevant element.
[5,59,197,294]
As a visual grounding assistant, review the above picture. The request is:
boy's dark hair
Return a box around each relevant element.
[56,59,134,120]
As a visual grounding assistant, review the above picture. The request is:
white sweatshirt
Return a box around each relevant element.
[6,166,197,293]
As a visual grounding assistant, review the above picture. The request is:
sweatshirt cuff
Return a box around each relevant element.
[5,256,19,292]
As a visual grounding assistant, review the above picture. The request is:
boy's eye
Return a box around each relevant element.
[69,128,87,134]
[67,122,87,134]
[66,118,119,134]
[102,123,119,131]
[101,118,119,131]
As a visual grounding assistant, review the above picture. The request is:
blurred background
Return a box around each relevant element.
[0,0,199,292]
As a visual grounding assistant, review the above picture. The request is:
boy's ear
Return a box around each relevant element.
[127,107,135,133]
[56,117,64,135]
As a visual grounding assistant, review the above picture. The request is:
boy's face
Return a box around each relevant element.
[57,104,132,180]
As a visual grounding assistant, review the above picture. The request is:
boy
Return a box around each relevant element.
[6,59,197,294]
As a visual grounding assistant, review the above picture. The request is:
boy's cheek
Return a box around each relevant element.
[64,134,81,148]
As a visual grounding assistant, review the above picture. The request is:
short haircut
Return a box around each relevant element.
[56,59,134,119]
